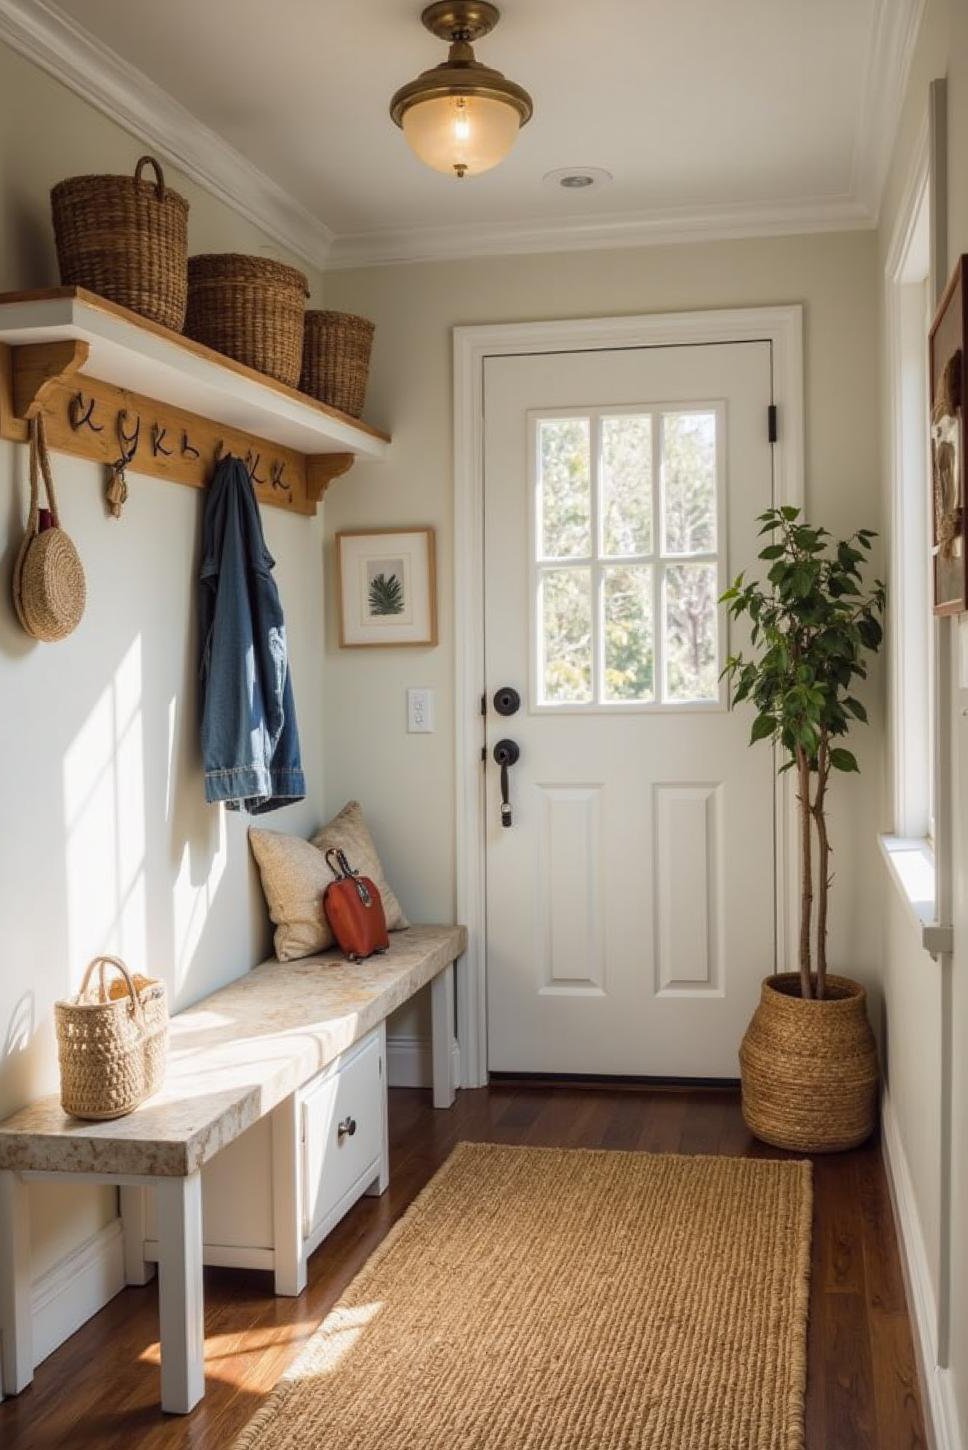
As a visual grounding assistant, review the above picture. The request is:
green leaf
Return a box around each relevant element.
[829,747,860,773]
[758,543,786,560]
[750,714,777,744]
[780,505,800,521]
[843,696,867,722]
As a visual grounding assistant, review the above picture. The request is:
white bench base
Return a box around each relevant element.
[0,948,461,1414]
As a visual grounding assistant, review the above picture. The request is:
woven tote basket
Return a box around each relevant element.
[299,310,375,417]
[51,155,189,330]
[185,254,309,387]
[12,414,86,642]
[56,956,168,1121]
[739,973,878,1152]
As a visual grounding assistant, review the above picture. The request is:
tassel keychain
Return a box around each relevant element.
[106,410,140,519]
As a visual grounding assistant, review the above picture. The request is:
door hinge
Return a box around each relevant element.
[480,692,487,716]
[767,404,778,443]
[481,746,487,763]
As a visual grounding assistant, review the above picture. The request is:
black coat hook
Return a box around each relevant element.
[151,423,172,457]
[68,392,103,433]
[180,431,200,459]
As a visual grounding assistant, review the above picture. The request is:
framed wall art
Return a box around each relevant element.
[336,528,437,647]
[929,255,968,615]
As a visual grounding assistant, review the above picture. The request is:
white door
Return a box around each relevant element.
[483,341,776,1078]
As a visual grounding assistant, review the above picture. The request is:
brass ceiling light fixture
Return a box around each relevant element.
[390,2,533,178]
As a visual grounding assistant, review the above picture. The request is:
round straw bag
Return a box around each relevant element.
[185,253,309,387]
[51,155,189,330]
[12,414,86,642]
[56,956,169,1121]
[299,310,375,417]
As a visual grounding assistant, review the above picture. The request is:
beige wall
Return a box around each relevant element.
[322,229,884,1041]
[878,1,968,1443]
[0,41,326,1308]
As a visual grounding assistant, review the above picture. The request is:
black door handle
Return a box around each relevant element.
[493,739,520,827]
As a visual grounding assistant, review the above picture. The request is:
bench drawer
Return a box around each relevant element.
[301,1030,383,1238]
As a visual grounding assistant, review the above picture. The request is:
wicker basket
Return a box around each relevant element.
[13,414,86,642]
[185,254,309,387]
[56,956,168,1121]
[299,310,375,417]
[739,973,878,1153]
[51,155,189,330]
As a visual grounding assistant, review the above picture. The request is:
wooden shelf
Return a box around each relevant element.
[0,288,389,515]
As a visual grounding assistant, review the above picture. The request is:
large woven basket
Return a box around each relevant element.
[51,155,189,330]
[739,973,878,1152]
[56,956,168,1121]
[185,254,309,387]
[299,310,375,417]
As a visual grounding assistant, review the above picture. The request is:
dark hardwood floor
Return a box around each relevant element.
[0,1085,927,1449]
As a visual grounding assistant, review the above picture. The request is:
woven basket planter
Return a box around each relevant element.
[185,253,309,387]
[740,973,878,1152]
[55,956,168,1121]
[51,155,189,330]
[300,310,375,417]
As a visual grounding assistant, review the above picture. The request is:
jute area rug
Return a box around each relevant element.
[235,1142,812,1450]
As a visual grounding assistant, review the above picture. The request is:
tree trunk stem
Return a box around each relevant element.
[797,746,813,1000]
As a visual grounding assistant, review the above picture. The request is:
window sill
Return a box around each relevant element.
[877,834,952,958]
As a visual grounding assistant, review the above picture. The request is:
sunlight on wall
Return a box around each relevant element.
[168,692,228,994]
[62,636,147,982]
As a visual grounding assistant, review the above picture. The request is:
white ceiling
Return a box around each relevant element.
[0,0,924,268]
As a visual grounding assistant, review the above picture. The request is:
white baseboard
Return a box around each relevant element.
[31,1217,125,1368]
[881,1091,963,1450]
[386,1034,460,1091]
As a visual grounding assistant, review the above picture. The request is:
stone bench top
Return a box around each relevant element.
[0,925,466,1180]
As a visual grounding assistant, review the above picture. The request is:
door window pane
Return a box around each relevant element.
[664,563,719,702]
[538,418,591,559]
[604,566,654,701]
[602,415,653,557]
[661,412,717,555]
[541,568,592,703]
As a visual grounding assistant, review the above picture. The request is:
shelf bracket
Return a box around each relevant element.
[307,452,355,503]
[12,340,90,420]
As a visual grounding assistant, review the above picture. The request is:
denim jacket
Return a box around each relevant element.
[198,456,305,813]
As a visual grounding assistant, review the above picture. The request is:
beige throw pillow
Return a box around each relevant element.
[250,801,409,962]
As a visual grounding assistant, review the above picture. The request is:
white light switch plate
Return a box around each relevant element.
[407,687,435,733]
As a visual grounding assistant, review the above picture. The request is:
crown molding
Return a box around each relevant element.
[326,194,874,270]
[852,0,926,224]
[0,0,333,271]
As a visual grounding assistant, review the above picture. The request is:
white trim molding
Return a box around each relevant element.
[0,0,333,270]
[453,306,804,1086]
[31,1217,125,1369]
[881,1092,964,1450]
[327,194,871,271]
[852,0,927,222]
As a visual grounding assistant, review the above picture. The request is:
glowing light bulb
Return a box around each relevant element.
[454,98,471,142]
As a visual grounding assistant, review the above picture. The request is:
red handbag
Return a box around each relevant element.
[323,848,389,962]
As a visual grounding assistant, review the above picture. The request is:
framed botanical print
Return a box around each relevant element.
[929,255,968,614]
[336,528,437,647]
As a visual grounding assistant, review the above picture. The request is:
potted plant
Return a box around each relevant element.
[721,506,886,1152]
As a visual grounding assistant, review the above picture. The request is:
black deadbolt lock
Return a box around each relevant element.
[493,685,521,717]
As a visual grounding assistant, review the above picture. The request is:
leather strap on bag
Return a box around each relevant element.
[325,847,373,907]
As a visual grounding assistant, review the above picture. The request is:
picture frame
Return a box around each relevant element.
[929,255,968,615]
[336,528,437,647]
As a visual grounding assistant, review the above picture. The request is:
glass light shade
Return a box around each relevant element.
[401,93,522,177]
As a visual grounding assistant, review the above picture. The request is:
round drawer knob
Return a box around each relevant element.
[337,1115,357,1141]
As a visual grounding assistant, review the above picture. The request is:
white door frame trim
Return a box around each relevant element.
[453,306,805,1087]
